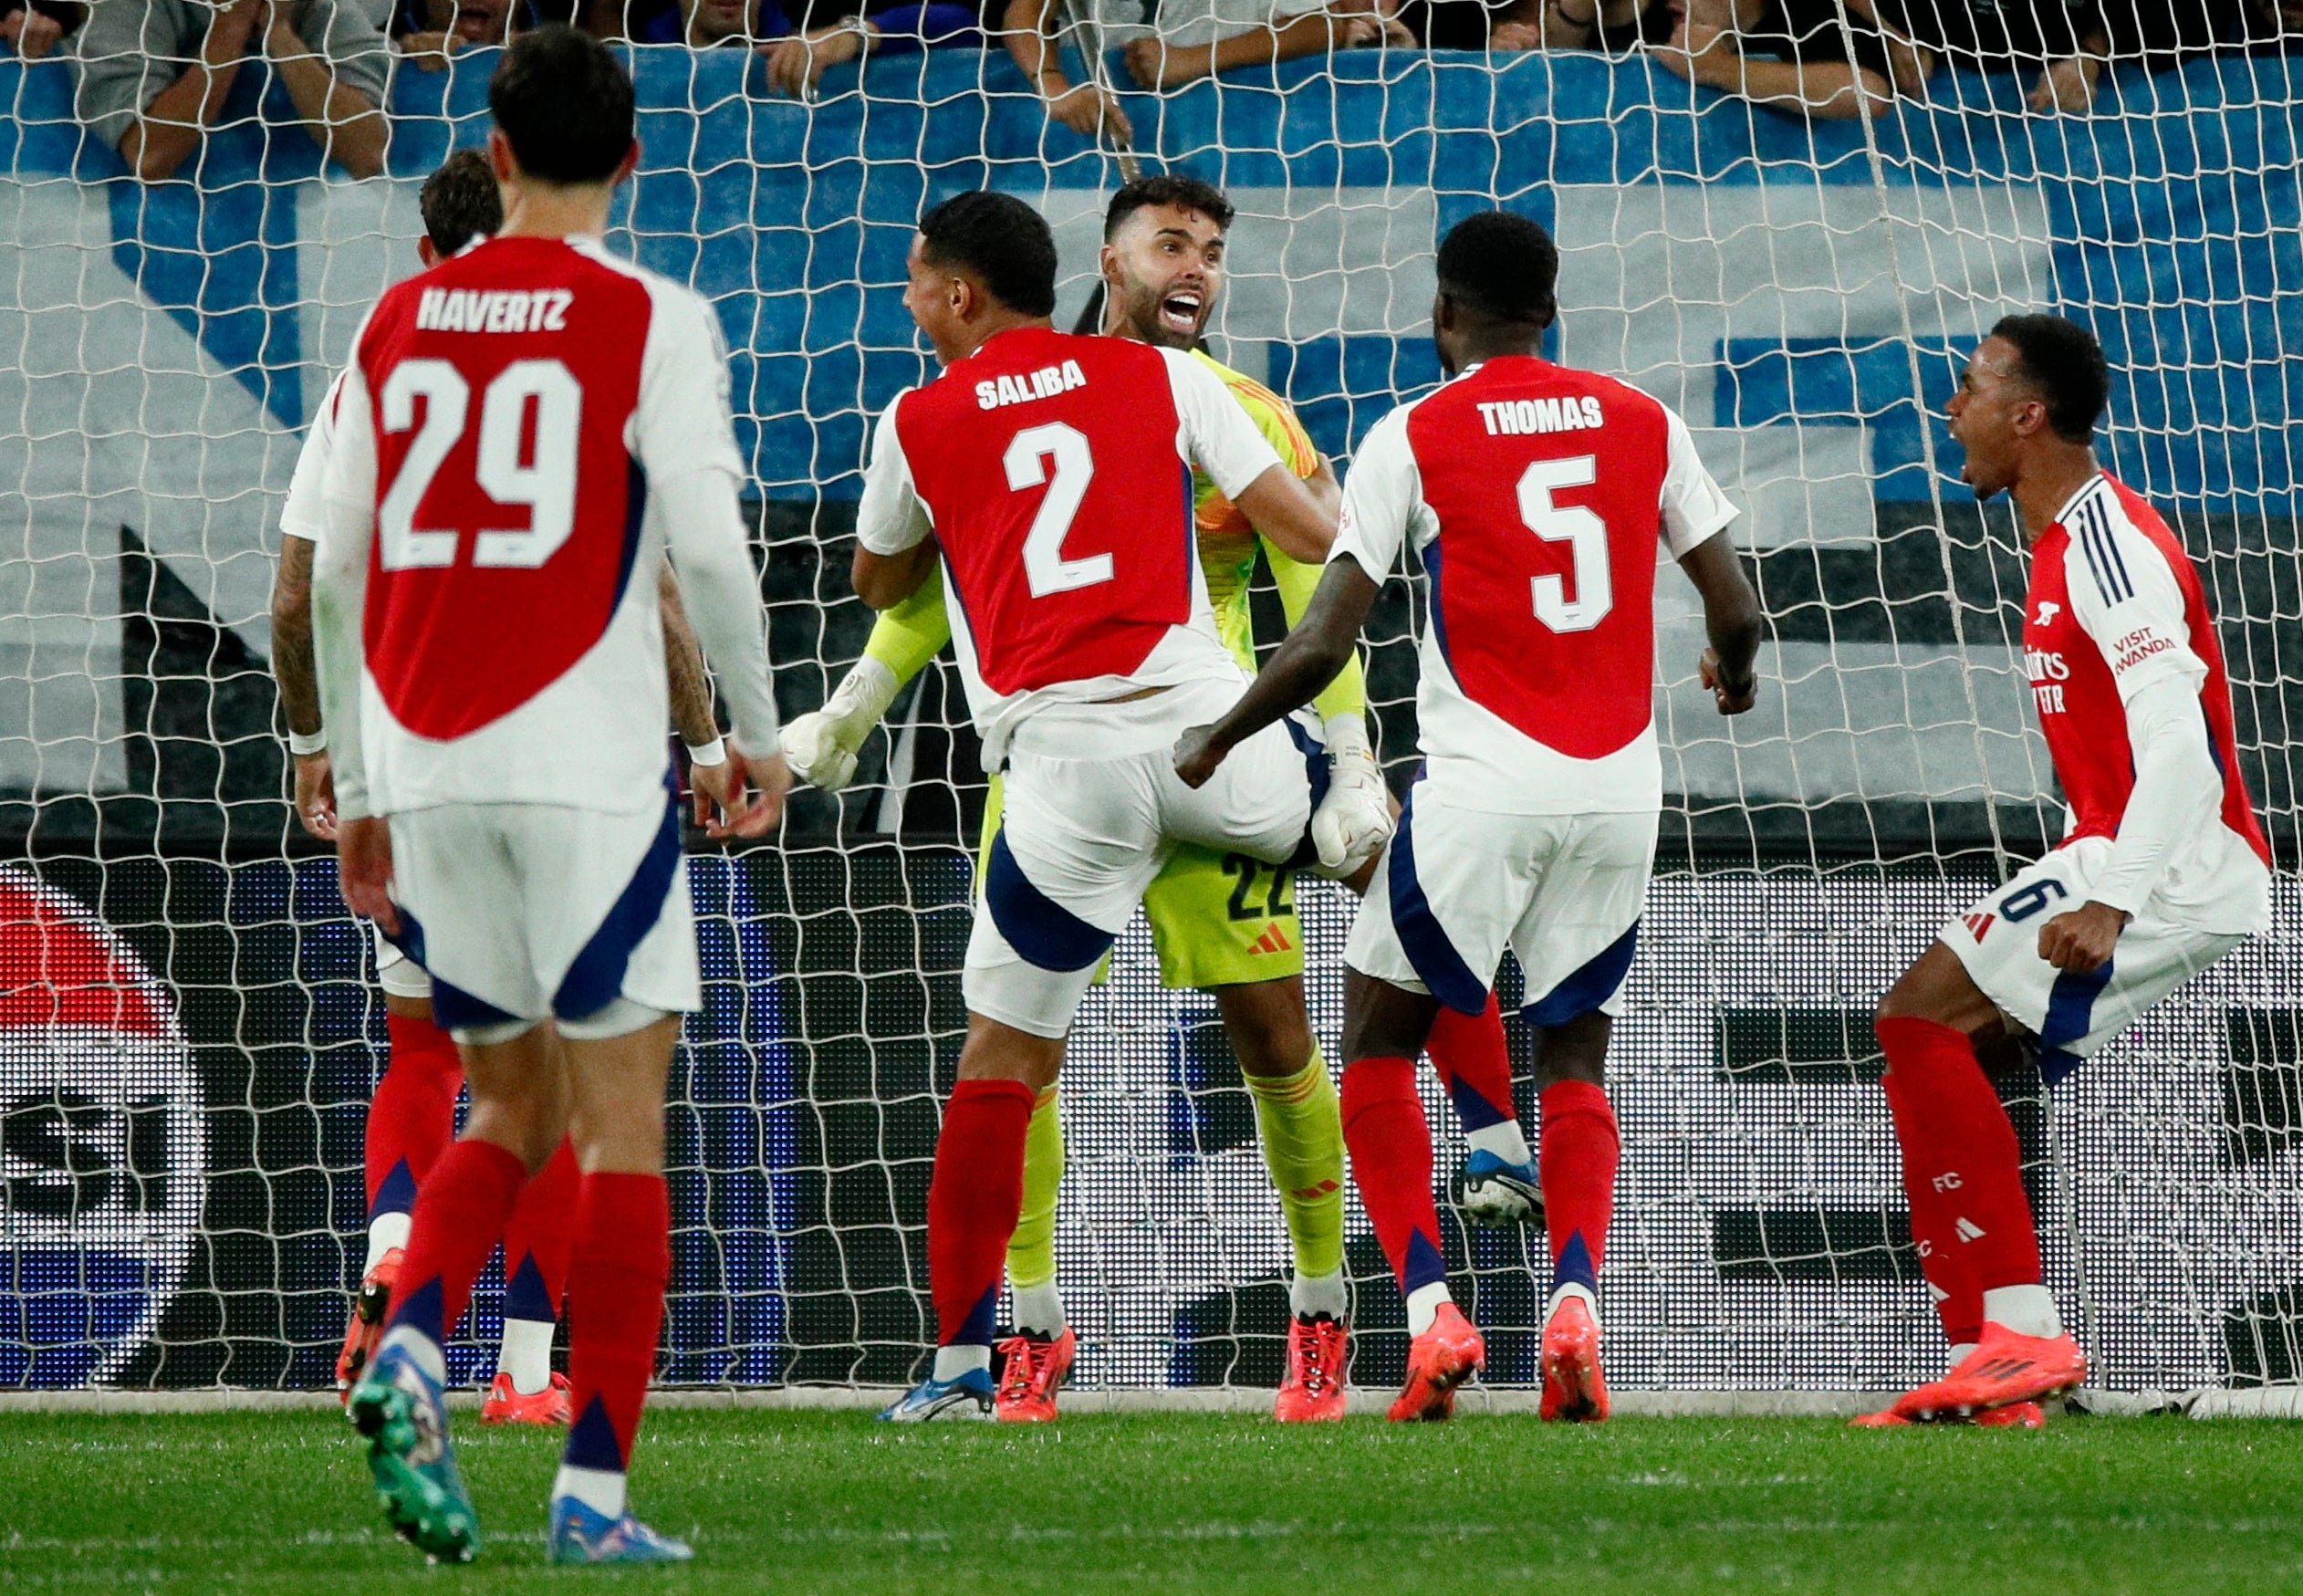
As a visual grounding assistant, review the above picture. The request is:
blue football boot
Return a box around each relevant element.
[876,1366,995,1422]
[1452,1148,1545,1228]
[547,1496,695,1565]
[347,1337,480,1563]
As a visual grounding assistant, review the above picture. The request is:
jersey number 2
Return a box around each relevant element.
[1517,455,1612,633]
[379,359,582,572]
[1006,422,1111,598]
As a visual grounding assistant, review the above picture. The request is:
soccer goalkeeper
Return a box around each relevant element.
[783,174,1523,1422]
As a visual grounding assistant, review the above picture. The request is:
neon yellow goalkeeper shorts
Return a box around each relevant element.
[976,776,1305,991]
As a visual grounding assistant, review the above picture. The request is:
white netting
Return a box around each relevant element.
[2,23,2301,1393]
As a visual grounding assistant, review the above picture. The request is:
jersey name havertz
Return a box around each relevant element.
[1476,395,1603,435]
[412,287,575,334]
[974,360,1088,411]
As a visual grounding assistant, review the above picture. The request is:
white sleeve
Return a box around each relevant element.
[2062,501,2210,704]
[1329,405,1418,584]
[659,470,780,754]
[1161,347,1284,499]
[310,362,379,819]
[277,369,345,546]
[632,285,745,484]
[855,395,933,557]
[1659,404,1737,558]
[2091,673,2222,916]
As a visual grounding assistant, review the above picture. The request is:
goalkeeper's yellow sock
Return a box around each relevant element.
[1247,1048,1349,1320]
[862,574,954,683]
[1005,1087,1066,1337]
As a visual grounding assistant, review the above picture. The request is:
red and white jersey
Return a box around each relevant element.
[277,368,349,547]
[1331,355,1736,814]
[314,235,748,816]
[2025,473,2269,928]
[855,326,1285,765]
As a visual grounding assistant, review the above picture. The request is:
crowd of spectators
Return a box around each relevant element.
[0,0,2289,181]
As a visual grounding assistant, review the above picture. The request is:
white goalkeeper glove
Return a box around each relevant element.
[1308,712,1393,878]
[777,655,901,792]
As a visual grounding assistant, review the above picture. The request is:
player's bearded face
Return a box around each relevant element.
[1105,206,1224,349]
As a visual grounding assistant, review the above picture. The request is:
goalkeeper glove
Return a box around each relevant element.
[778,656,901,792]
[1308,712,1393,878]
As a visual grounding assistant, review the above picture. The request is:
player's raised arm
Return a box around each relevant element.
[638,289,788,837]
[1161,347,1336,565]
[1658,407,1765,715]
[849,393,943,610]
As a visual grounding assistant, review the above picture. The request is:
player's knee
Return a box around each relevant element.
[956,1012,1067,1090]
[1214,980,1315,1079]
[1532,1009,1609,1089]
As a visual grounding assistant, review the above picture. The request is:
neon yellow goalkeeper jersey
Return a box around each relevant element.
[1186,349,1367,723]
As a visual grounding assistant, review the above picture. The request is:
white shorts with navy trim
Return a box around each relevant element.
[1347,783,1654,1024]
[383,788,700,1032]
[371,923,432,1001]
[1944,837,2248,1080]
[964,692,1315,1040]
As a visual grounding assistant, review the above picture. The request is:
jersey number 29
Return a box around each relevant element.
[1517,454,1612,633]
[378,359,582,572]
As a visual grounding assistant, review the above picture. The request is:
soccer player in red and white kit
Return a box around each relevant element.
[1860,315,2272,1426]
[307,29,787,1562]
[849,192,1340,1421]
[1177,211,1765,1422]
[272,149,734,1427]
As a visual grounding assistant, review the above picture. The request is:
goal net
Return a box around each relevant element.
[3,28,2301,1397]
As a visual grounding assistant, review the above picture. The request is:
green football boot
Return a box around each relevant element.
[347,1335,481,1563]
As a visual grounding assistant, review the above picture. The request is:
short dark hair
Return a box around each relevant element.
[1990,313,2110,443]
[488,25,635,186]
[420,149,503,257]
[1104,173,1234,241]
[917,192,1058,318]
[1435,209,1559,328]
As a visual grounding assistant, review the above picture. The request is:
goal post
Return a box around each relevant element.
[2,37,2300,1398]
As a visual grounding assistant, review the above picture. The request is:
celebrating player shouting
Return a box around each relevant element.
[785,173,1516,1423]
[851,191,1339,1422]
[308,28,786,1562]
[1176,211,1764,1422]
[1860,316,2272,1426]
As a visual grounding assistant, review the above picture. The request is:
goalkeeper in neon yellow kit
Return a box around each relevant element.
[786,175,1520,1421]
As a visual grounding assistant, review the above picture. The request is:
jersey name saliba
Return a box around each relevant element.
[412,287,575,335]
[1476,395,1603,435]
[974,360,1089,411]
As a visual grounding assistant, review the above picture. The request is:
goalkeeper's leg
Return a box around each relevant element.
[1139,847,1349,1418]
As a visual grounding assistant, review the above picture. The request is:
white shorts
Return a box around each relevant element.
[1347,782,1654,1024]
[372,924,432,1001]
[1944,836,2249,1080]
[384,789,700,1034]
[964,697,1315,1039]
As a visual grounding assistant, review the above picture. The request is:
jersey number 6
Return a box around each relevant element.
[1006,422,1111,598]
[378,358,582,572]
[1517,454,1613,633]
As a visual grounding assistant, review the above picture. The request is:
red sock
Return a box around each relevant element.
[1881,1065,1983,1347]
[927,1080,1036,1347]
[561,1173,671,1477]
[386,1138,527,1346]
[1427,996,1515,1133]
[503,1136,580,1324]
[1537,1080,1618,1297]
[1339,1058,1447,1297]
[1874,1017,2040,1303]
[366,1012,463,1221]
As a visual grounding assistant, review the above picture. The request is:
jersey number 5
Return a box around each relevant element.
[378,359,582,572]
[1517,454,1612,633]
[1006,422,1111,598]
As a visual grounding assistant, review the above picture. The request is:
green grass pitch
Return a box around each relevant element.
[5,1408,2302,1592]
